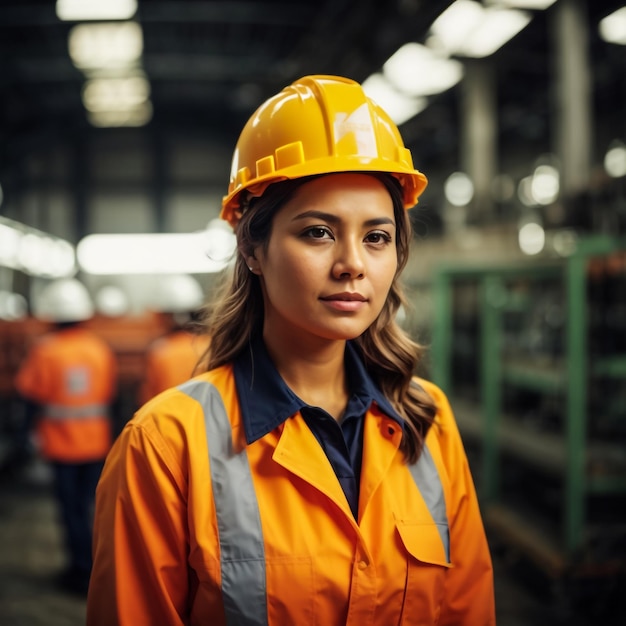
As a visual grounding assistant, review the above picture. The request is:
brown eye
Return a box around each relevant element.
[365,231,392,245]
[302,227,333,239]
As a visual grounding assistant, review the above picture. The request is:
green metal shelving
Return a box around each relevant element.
[431,235,626,569]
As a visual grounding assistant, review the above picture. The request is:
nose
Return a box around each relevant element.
[332,239,365,280]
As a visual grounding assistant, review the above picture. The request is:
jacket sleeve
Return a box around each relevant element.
[422,380,496,626]
[87,415,191,626]
[14,343,50,404]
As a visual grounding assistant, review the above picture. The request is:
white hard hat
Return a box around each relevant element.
[95,285,130,317]
[152,274,204,313]
[36,278,94,322]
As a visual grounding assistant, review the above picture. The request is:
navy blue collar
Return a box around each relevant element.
[233,335,404,444]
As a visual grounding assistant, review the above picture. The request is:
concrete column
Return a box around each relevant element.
[460,59,497,222]
[551,0,592,196]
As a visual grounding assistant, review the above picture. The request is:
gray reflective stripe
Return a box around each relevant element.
[43,404,109,419]
[408,445,451,563]
[179,379,268,626]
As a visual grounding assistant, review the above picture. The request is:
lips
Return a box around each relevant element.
[320,292,367,302]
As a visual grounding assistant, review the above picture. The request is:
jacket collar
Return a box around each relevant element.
[233,334,404,444]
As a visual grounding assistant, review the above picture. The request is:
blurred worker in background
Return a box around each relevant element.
[88,75,495,625]
[138,274,210,405]
[93,284,131,320]
[14,277,117,595]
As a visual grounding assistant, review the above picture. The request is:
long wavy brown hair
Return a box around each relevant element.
[199,173,436,463]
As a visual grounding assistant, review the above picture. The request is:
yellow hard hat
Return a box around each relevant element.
[221,75,428,226]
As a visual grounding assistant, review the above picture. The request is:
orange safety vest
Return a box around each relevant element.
[88,368,495,626]
[138,330,210,405]
[15,326,117,462]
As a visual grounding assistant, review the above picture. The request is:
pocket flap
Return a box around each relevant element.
[396,519,453,568]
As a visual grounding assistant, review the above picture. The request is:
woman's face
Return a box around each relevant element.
[251,173,399,344]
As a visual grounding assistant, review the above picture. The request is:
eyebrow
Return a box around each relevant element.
[292,210,396,228]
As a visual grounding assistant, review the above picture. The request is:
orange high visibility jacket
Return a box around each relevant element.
[88,368,495,626]
[138,331,210,405]
[14,326,117,462]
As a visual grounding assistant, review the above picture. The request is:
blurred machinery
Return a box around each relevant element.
[430,234,626,620]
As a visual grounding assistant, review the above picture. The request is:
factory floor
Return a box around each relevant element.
[0,458,621,626]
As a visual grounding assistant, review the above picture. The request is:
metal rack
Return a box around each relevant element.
[431,235,626,578]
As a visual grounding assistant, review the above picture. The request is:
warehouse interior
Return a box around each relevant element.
[1,0,625,624]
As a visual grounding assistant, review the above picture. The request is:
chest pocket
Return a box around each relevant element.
[396,518,452,626]
[396,519,451,568]
[397,446,453,625]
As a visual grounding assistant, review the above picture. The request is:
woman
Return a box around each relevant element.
[87,75,495,625]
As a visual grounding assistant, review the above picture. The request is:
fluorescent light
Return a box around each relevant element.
[444,172,475,206]
[604,141,626,178]
[599,7,626,45]
[430,0,532,58]
[67,19,150,128]
[362,73,428,125]
[485,0,556,9]
[531,164,560,205]
[0,222,21,267]
[203,219,237,263]
[383,43,464,97]
[69,22,143,71]
[517,175,539,207]
[87,103,153,127]
[20,235,76,278]
[82,76,150,112]
[77,232,235,275]
[56,0,137,21]
[430,0,484,53]
[519,222,545,255]
[465,9,531,57]
[0,217,76,278]
[82,76,152,127]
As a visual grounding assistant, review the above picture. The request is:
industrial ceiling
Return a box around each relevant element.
[0,1,452,152]
[0,1,624,192]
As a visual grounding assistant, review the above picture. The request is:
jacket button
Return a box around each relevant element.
[358,560,368,570]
